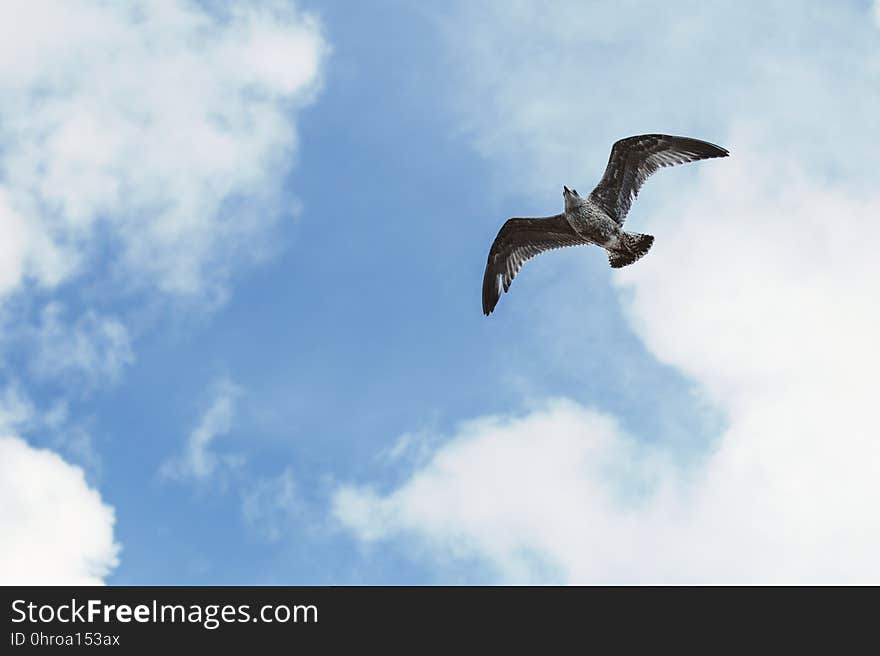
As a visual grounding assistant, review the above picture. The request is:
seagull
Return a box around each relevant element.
[481,134,729,315]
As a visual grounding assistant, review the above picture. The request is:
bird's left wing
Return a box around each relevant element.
[589,134,729,225]
[482,214,588,315]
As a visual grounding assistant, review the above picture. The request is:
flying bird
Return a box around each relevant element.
[481,134,729,315]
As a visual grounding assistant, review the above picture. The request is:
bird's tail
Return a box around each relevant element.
[608,232,654,268]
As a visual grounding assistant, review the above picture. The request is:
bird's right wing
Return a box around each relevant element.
[589,134,729,225]
[482,214,589,315]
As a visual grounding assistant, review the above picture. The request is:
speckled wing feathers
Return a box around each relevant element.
[589,134,729,225]
[482,214,588,315]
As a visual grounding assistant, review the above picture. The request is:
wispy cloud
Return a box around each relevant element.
[0,190,28,296]
[0,383,35,433]
[241,468,303,543]
[0,435,118,584]
[438,0,879,199]
[26,304,134,388]
[162,379,243,482]
[0,385,101,474]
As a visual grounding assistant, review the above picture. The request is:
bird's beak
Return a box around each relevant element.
[563,186,570,194]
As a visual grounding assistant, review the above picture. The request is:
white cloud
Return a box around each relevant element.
[334,2,880,582]
[241,468,302,542]
[0,435,118,584]
[162,379,243,481]
[334,401,649,582]
[26,304,134,387]
[0,0,326,299]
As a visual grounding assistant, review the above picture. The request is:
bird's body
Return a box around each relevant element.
[563,192,621,249]
[481,134,729,315]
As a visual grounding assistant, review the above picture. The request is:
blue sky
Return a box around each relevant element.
[2,0,880,584]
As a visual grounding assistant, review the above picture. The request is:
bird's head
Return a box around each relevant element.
[563,185,579,208]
